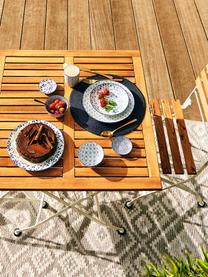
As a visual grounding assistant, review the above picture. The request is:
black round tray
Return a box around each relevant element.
[70,75,146,136]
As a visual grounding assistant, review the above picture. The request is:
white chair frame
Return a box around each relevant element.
[124,88,208,209]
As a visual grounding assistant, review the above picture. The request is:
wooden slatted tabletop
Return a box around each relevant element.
[0,50,161,190]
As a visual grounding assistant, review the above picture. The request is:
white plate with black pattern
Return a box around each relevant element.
[89,81,129,115]
[7,120,64,172]
[78,142,104,167]
[83,80,135,123]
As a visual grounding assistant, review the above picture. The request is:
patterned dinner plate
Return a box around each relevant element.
[7,120,65,172]
[89,80,129,115]
[78,142,104,167]
[83,82,135,123]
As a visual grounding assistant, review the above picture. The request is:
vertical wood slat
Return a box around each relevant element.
[172,99,196,174]
[45,0,67,50]
[68,0,91,50]
[0,0,25,49]
[200,69,208,101]
[152,98,171,174]
[0,56,5,92]
[89,0,115,50]
[63,56,75,178]
[133,56,160,178]
[161,99,184,174]
[196,76,208,122]
[21,0,47,49]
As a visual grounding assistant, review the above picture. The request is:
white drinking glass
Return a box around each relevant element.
[63,63,80,87]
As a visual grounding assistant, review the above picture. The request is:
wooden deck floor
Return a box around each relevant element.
[0,0,207,101]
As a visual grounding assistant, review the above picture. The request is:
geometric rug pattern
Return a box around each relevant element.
[0,120,208,276]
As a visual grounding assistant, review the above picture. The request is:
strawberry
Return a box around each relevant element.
[54,99,60,104]
[99,92,105,99]
[103,87,109,95]
[50,109,55,114]
[55,110,59,114]
[100,98,107,107]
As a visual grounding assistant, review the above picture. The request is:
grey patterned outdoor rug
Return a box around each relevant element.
[0,120,208,277]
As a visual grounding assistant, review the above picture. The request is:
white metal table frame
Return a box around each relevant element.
[0,191,126,237]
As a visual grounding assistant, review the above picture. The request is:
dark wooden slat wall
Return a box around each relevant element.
[0,0,208,102]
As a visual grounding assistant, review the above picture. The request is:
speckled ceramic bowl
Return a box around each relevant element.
[112,136,133,155]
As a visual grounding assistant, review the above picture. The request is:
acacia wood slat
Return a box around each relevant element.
[0,106,45,113]
[6,57,65,63]
[5,63,64,69]
[161,99,184,174]
[132,0,173,99]
[133,57,160,178]
[0,177,161,190]
[0,157,63,167]
[0,121,63,130]
[196,76,208,121]
[152,98,171,174]
[200,69,208,101]
[21,0,46,49]
[75,158,147,167]
[89,0,115,49]
[75,167,149,177]
[74,57,133,64]
[0,114,62,122]
[0,56,5,91]
[63,56,75,178]
[45,0,67,50]
[5,63,133,70]
[68,0,91,50]
[0,91,64,98]
[111,0,138,49]
[2,76,64,83]
[0,167,62,177]
[172,99,196,174]
[0,50,140,56]
[0,0,25,49]
[174,0,208,74]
